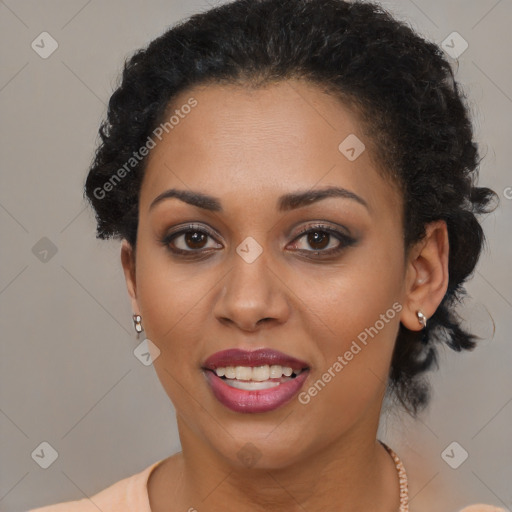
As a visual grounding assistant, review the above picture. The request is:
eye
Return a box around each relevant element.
[160,222,356,259]
[160,224,222,256]
[289,223,356,257]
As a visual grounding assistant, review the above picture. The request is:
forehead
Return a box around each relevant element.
[139,79,400,216]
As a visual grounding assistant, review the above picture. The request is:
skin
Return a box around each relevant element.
[120,78,449,512]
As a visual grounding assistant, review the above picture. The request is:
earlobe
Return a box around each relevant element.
[400,220,449,331]
[120,239,140,314]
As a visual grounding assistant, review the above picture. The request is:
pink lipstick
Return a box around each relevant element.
[202,348,310,413]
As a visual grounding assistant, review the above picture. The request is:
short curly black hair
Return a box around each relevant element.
[84,0,498,416]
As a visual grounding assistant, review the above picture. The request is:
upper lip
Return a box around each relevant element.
[202,348,310,371]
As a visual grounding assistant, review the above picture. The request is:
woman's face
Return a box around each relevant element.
[122,79,414,469]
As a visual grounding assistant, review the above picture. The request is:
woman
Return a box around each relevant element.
[29,0,503,510]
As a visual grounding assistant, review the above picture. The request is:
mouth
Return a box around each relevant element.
[202,348,310,413]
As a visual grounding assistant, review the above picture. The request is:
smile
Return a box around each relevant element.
[202,349,310,413]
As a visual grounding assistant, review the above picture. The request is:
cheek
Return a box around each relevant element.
[294,250,403,350]
[295,277,400,438]
[135,240,211,340]
[134,252,212,413]
[132,255,215,405]
[300,272,400,393]
[292,241,403,413]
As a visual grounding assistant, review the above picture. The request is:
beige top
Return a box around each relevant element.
[28,457,506,512]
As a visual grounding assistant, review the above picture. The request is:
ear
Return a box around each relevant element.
[400,220,449,331]
[120,239,140,315]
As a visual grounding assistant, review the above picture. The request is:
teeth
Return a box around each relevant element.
[235,366,252,380]
[252,365,270,381]
[269,365,282,378]
[213,365,303,380]
[225,380,281,390]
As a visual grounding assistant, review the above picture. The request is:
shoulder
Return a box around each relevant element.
[458,505,509,512]
[27,459,165,512]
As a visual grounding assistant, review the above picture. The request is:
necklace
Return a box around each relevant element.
[380,440,409,511]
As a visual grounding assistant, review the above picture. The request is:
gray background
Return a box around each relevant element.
[0,0,511,511]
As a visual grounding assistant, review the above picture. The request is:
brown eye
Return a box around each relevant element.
[289,223,356,257]
[305,230,330,250]
[161,224,222,256]
[183,230,208,249]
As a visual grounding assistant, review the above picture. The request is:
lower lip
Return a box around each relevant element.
[204,370,309,413]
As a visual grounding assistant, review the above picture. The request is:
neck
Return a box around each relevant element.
[170,414,400,512]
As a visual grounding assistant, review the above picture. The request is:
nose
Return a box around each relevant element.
[213,249,291,333]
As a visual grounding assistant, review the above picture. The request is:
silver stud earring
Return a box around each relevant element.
[133,314,143,334]
[416,310,427,329]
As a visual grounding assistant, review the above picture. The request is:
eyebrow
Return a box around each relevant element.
[148,186,369,213]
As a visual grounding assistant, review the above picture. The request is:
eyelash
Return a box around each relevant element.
[159,223,356,259]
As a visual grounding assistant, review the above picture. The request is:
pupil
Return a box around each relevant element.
[308,231,329,250]
[186,231,206,249]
